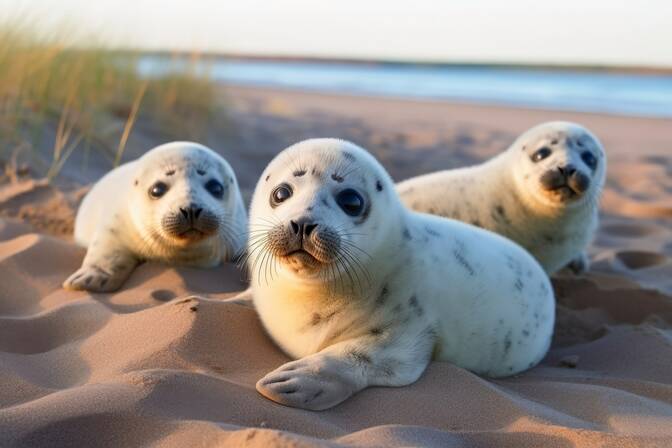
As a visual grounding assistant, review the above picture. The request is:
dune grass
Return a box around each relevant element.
[0,23,220,181]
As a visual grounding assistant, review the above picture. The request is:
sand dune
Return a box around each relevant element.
[1,88,672,447]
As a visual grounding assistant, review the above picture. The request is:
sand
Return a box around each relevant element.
[1,85,671,447]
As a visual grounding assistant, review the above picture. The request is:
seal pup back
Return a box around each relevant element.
[398,122,606,274]
[64,141,247,292]
[247,138,555,410]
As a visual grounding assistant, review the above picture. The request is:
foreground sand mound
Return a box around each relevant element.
[1,218,671,448]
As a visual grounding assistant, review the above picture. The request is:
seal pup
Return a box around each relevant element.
[63,141,247,292]
[397,122,606,274]
[247,138,554,410]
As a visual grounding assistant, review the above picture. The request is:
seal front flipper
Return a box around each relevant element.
[257,332,433,411]
[63,242,138,292]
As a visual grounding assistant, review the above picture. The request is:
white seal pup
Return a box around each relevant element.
[247,138,554,410]
[397,122,606,274]
[63,141,247,292]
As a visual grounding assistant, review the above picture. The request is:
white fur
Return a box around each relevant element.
[398,122,606,274]
[249,139,555,410]
[64,141,247,292]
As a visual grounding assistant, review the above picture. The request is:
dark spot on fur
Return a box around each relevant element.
[349,350,372,364]
[320,198,331,208]
[393,304,402,313]
[265,174,270,182]
[370,327,383,336]
[403,228,412,240]
[408,295,423,316]
[492,204,512,226]
[504,331,513,354]
[293,169,306,177]
[311,168,321,176]
[100,278,108,287]
[424,226,440,237]
[514,278,524,292]
[376,285,389,306]
[306,206,313,211]
[453,247,475,276]
[331,173,344,182]
[551,139,558,145]
[376,180,383,191]
[190,306,198,312]
[197,169,206,176]
[522,330,530,337]
[508,366,514,372]
[134,179,139,186]
[166,170,175,176]
[528,361,535,369]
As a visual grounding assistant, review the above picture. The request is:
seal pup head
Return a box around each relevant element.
[247,139,401,291]
[129,141,241,249]
[510,122,606,210]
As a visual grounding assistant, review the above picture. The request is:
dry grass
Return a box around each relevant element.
[0,23,220,180]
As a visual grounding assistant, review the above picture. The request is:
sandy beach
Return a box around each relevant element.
[1,85,671,447]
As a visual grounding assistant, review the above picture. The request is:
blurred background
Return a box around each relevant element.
[0,1,670,253]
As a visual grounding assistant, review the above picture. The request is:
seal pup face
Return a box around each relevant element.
[512,122,606,209]
[129,142,239,248]
[247,139,400,290]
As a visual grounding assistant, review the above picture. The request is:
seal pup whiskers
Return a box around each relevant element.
[248,138,555,410]
[398,122,606,274]
[63,141,247,292]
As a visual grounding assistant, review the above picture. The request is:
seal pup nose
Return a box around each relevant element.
[289,218,318,238]
[557,164,576,178]
[180,204,204,224]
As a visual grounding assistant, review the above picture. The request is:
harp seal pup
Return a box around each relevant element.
[397,122,606,275]
[247,138,554,410]
[63,141,247,292]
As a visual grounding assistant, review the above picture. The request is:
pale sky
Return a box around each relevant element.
[1,0,671,67]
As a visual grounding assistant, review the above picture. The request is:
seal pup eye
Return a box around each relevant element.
[581,151,597,170]
[531,147,552,162]
[149,181,169,199]
[336,189,364,216]
[270,184,293,207]
[205,179,225,199]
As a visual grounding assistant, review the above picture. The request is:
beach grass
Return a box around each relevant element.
[0,23,219,180]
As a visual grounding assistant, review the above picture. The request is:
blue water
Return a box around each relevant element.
[138,58,672,118]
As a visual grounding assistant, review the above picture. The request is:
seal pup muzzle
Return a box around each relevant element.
[63,141,248,292]
[247,138,555,410]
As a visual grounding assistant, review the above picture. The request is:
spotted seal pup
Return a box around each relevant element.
[246,138,554,410]
[64,141,247,292]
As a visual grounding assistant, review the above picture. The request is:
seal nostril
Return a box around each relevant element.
[290,220,300,234]
[180,208,188,219]
[304,223,318,236]
[194,208,203,219]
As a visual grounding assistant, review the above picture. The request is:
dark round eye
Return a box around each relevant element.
[270,184,292,206]
[531,147,552,162]
[336,189,365,216]
[205,179,225,199]
[581,151,597,170]
[149,181,169,198]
